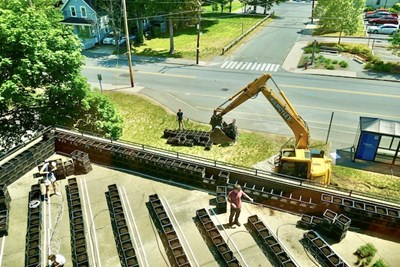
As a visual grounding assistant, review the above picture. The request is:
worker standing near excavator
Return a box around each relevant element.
[177,109,184,130]
[227,184,253,227]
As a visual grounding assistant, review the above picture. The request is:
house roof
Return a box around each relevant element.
[60,17,94,25]
[360,117,400,137]
[60,0,96,14]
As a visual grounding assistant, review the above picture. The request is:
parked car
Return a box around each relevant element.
[365,11,396,19]
[102,32,115,45]
[112,35,136,46]
[366,8,388,15]
[369,16,399,25]
[367,24,399,35]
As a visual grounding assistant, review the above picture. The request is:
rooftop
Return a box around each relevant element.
[1,154,400,267]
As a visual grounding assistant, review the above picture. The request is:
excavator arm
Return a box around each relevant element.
[210,74,310,149]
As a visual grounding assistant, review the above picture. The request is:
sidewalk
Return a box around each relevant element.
[281,26,400,82]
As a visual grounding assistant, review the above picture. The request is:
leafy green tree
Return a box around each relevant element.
[388,32,400,57]
[257,0,286,15]
[241,0,286,14]
[150,0,200,54]
[216,0,229,13]
[0,0,123,150]
[314,0,365,44]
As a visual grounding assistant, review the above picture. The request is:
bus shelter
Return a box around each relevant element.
[354,117,400,166]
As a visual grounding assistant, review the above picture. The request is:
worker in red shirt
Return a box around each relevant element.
[227,184,253,227]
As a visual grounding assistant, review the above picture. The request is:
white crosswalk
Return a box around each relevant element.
[220,61,280,72]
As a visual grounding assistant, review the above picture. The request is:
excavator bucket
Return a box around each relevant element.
[210,127,235,144]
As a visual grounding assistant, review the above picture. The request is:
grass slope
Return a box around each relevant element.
[133,13,268,60]
[106,92,400,201]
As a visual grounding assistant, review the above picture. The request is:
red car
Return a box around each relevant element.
[369,16,399,25]
[366,8,388,15]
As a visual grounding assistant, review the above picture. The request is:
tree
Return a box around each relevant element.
[314,0,365,44]
[217,0,229,13]
[95,0,124,46]
[388,32,400,57]
[258,0,286,15]
[148,0,200,54]
[0,0,123,150]
[241,0,286,14]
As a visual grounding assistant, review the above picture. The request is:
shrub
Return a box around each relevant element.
[393,3,400,11]
[356,243,377,258]
[364,62,372,69]
[325,58,332,65]
[326,64,335,70]
[304,47,314,53]
[339,61,348,68]
[373,259,389,267]
[364,6,374,11]
[332,60,338,64]
[316,55,326,63]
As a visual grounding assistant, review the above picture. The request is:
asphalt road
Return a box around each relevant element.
[227,2,311,65]
[82,58,400,151]
[82,1,400,152]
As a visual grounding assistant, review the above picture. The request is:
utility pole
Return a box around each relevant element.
[196,1,202,65]
[310,39,317,65]
[122,0,134,87]
[311,0,315,24]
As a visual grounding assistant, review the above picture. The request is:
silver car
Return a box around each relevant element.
[367,24,399,35]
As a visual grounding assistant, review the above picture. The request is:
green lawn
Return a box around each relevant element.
[202,1,244,13]
[132,13,268,60]
[105,92,400,201]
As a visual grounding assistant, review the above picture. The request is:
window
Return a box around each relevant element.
[70,6,76,17]
[81,7,87,18]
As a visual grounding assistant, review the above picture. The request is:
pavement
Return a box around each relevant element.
[2,153,400,267]
[83,34,400,84]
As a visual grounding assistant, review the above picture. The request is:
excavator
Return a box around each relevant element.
[209,74,332,185]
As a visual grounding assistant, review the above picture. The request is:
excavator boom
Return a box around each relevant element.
[209,74,332,185]
[210,74,309,149]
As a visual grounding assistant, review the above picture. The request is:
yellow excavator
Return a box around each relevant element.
[209,74,332,185]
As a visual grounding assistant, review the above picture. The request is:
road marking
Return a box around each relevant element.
[221,61,280,72]
[195,102,400,120]
[235,62,243,69]
[225,61,234,69]
[229,61,238,69]
[84,66,196,79]
[281,84,400,99]
[261,63,266,71]
[221,61,229,68]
